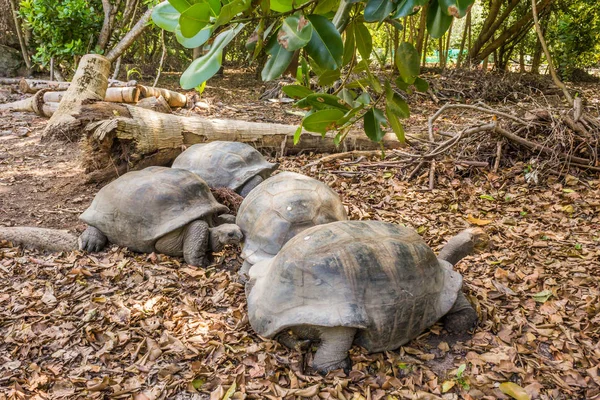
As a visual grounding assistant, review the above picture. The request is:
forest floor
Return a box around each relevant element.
[0,69,599,400]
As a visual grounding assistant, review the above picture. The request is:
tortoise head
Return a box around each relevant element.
[209,224,243,252]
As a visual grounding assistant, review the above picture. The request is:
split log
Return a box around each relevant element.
[0,227,78,252]
[43,54,111,141]
[0,90,58,116]
[81,102,401,182]
[138,86,187,107]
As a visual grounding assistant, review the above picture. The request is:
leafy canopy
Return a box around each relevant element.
[152,0,474,144]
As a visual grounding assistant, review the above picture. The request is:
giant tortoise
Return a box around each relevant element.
[78,166,243,266]
[172,141,278,197]
[235,171,347,275]
[246,220,486,373]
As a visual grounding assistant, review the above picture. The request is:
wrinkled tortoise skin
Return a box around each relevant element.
[247,220,463,352]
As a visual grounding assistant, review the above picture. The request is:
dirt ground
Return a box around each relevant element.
[0,70,599,399]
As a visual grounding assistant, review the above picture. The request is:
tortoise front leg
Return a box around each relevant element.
[443,292,478,333]
[182,220,210,267]
[78,226,108,252]
[312,326,356,375]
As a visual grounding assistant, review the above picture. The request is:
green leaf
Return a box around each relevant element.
[152,1,180,32]
[353,22,372,61]
[364,108,386,142]
[342,23,355,67]
[392,0,428,18]
[176,25,212,48]
[414,76,429,92]
[261,39,294,81]
[293,125,303,145]
[386,105,405,142]
[427,0,453,39]
[270,0,292,12]
[480,194,495,201]
[222,381,237,400]
[204,0,221,15]
[192,377,206,389]
[313,0,337,14]
[305,93,351,111]
[317,69,340,86]
[532,289,552,303]
[179,3,211,38]
[455,0,474,17]
[385,81,410,118]
[168,0,192,13]
[282,85,314,99]
[215,0,251,28]
[278,15,312,51]
[180,23,245,89]
[306,14,343,70]
[499,382,531,400]
[364,0,395,22]
[395,41,420,84]
[302,109,345,134]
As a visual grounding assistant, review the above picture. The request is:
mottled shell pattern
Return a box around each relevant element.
[80,166,228,253]
[236,171,348,266]
[246,220,462,352]
[172,141,278,192]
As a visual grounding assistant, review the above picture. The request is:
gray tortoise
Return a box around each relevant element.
[172,141,278,197]
[236,171,347,275]
[246,220,486,374]
[79,166,243,266]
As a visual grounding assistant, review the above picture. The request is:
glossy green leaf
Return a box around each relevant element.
[455,0,474,17]
[168,0,192,13]
[180,24,245,89]
[414,76,429,92]
[282,85,314,99]
[270,0,291,12]
[215,0,251,28]
[395,41,420,84]
[386,81,410,118]
[306,14,343,70]
[363,108,386,142]
[392,0,428,18]
[338,88,356,105]
[317,69,340,86]
[336,105,363,126]
[305,93,351,110]
[427,0,453,39]
[355,91,371,105]
[261,40,294,81]
[204,0,221,15]
[293,125,303,145]
[386,105,405,142]
[353,22,372,61]
[180,3,211,38]
[440,0,472,17]
[313,0,337,14]
[278,15,312,51]
[395,77,410,91]
[303,109,345,134]
[364,0,395,22]
[342,23,355,67]
[176,25,212,48]
[152,1,180,32]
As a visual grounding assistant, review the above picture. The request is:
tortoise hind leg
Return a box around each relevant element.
[443,292,478,333]
[78,226,108,252]
[312,326,356,375]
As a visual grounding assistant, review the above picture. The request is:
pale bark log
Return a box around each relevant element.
[138,86,187,107]
[0,227,78,252]
[81,102,401,182]
[43,54,111,141]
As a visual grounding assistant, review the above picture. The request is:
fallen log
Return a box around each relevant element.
[80,101,401,182]
[0,90,58,116]
[0,227,78,252]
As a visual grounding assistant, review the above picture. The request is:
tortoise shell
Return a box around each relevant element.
[80,167,228,253]
[246,220,462,352]
[171,141,278,193]
[236,171,347,265]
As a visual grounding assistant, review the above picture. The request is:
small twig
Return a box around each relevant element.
[303,150,384,169]
[428,160,435,190]
[493,140,503,173]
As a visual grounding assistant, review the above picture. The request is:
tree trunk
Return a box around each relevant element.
[81,102,401,182]
[415,4,428,56]
[42,54,111,141]
[8,0,31,70]
[106,8,153,62]
[456,11,470,68]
